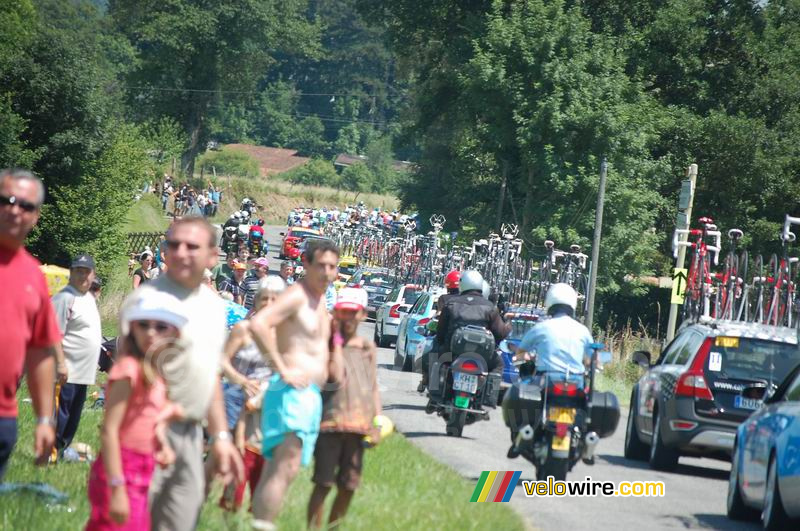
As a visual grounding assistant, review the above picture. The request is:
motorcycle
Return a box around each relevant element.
[222,225,239,254]
[501,343,620,481]
[249,231,266,257]
[424,325,503,437]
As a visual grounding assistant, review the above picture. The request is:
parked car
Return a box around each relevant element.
[278,227,322,260]
[727,360,800,529]
[393,287,445,371]
[346,267,394,318]
[374,284,423,347]
[624,320,800,472]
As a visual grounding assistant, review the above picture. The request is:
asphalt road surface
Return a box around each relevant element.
[260,225,759,531]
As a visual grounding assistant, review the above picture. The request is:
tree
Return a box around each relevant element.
[340,161,371,193]
[109,0,321,176]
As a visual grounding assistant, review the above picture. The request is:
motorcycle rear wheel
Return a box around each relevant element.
[446,410,466,437]
[536,456,569,482]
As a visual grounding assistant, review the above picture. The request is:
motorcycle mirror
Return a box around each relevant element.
[279,232,285,236]
[631,350,651,368]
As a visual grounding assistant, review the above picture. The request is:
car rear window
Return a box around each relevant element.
[340,265,358,276]
[402,289,420,304]
[707,337,800,383]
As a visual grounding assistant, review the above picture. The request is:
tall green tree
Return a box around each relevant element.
[109,0,321,175]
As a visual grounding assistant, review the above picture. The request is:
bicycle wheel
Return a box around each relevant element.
[735,250,749,321]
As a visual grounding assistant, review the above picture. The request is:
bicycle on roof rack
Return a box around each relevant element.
[673,216,722,322]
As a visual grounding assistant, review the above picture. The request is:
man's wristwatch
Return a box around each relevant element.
[209,430,232,445]
[36,416,54,427]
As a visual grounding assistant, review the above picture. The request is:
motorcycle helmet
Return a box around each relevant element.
[545,283,578,312]
[459,270,484,293]
[481,280,491,299]
[444,270,461,290]
[257,218,265,226]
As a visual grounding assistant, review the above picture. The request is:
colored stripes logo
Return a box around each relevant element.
[470,471,521,502]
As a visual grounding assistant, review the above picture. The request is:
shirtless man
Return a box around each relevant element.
[249,238,342,529]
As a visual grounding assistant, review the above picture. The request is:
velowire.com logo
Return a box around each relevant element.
[470,471,522,502]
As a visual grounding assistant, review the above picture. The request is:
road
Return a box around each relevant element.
[260,225,758,531]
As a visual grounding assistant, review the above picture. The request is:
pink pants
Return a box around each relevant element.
[86,448,155,531]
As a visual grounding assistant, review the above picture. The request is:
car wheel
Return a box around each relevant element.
[763,454,792,530]
[378,324,391,348]
[624,390,648,461]
[727,439,758,521]
[373,324,380,344]
[649,409,679,471]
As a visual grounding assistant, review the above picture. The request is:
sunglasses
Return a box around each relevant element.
[165,239,201,251]
[0,194,38,213]
[133,320,175,333]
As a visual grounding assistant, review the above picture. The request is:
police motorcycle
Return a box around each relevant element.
[422,324,502,437]
[501,343,620,481]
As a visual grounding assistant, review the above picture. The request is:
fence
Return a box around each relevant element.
[127,232,165,256]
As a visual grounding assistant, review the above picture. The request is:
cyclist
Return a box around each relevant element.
[514,283,593,386]
[419,271,510,394]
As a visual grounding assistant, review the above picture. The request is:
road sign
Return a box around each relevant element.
[678,179,694,210]
[671,268,688,305]
[676,211,689,230]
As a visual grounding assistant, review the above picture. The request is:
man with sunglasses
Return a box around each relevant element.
[51,253,102,459]
[121,216,243,530]
[0,169,60,479]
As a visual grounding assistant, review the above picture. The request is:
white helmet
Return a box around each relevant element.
[459,270,484,293]
[481,280,491,299]
[545,283,578,311]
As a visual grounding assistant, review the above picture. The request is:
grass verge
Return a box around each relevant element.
[3,386,525,530]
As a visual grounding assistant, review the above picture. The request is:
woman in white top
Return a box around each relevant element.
[220,276,286,430]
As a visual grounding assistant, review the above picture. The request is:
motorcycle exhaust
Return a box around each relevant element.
[508,424,535,459]
[582,431,600,464]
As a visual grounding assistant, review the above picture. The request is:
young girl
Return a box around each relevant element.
[86,291,186,530]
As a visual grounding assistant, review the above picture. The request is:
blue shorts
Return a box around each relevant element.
[261,374,321,466]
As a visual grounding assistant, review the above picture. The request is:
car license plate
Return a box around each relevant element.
[734,395,762,410]
[454,395,470,409]
[453,372,478,394]
[548,407,576,424]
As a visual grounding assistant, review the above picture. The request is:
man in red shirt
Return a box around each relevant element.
[0,168,61,479]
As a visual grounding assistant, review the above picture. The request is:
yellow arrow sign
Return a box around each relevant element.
[671,268,688,305]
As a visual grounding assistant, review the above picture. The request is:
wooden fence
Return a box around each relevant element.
[127,232,165,256]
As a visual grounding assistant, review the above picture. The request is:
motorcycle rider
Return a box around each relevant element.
[421,270,510,396]
[437,270,461,311]
[514,283,593,386]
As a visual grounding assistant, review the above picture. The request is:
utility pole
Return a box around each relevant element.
[585,158,607,331]
[666,164,698,341]
[495,160,509,231]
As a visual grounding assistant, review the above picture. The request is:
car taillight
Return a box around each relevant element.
[418,318,431,326]
[389,304,401,318]
[675,338,714,400]
[551,382,579,397]
[460,360,480,372]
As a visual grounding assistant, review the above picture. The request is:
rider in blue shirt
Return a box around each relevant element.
[516,283,593,385]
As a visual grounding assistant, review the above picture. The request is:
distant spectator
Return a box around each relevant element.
[132,251,155,289]
[51,254,102,458]
[212,252,237,290]
[0,168,60,478]
[242,257,269,311]
[90,277,102,300]
[220,261,248,305]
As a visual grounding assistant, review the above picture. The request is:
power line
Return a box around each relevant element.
[128,85,371,98]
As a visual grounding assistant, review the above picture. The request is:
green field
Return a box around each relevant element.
[3,384,524,530]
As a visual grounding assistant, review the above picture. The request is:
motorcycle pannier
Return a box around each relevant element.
[450,325,495,361]
[588,391,620,438]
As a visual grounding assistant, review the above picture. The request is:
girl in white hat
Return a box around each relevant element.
[86,291,186,530]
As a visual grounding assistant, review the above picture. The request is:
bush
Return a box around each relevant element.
[283,158,339,187]
[197,148,260,178]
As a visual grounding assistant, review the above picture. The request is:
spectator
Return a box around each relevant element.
[220,261,247,306]
[120,216,243,530]
[197,192,208,218]
[51,254,102,458]
[279,261,295,286]
[90,277,102,300]
[242,257,269,311]
[132,251,155,289]
[0,168,60,479]
[237,246,251,268]
[212,252,237,290]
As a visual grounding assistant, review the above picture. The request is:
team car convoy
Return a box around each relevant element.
[277,205,800,528]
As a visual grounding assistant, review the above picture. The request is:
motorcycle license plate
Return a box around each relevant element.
[453,372,478,394]
[548,407,576,424]
[454,395,470,409]
[551,435,571,451]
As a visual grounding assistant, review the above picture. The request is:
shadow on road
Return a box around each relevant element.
[600,455,730,481]
[403,431,469,439]
[693,513,760,530]
[383,403,427,412]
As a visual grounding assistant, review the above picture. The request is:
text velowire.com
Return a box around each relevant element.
[523,476,665,497]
